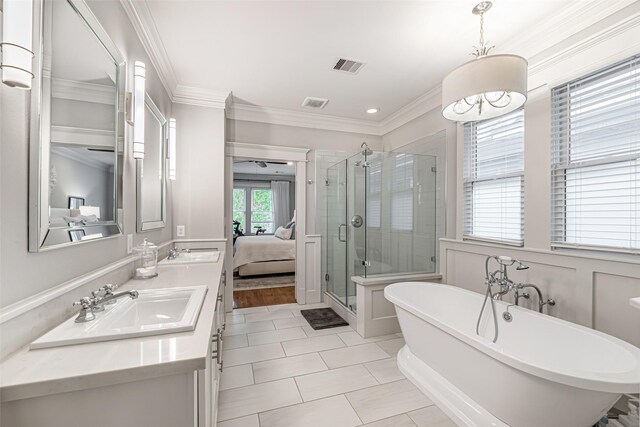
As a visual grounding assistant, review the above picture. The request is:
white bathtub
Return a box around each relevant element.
[385,282,640,427]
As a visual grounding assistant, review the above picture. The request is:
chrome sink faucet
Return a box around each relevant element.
[168,247,179,260]
[168,247,191,260]
[92,289,139,312]
[72,284,139,323]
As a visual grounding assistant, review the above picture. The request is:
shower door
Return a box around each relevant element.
[346,154,367,312]
[326,161,348,306]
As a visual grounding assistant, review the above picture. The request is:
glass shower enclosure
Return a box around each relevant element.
[325,149,438,312]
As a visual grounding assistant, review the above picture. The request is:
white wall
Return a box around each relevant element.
[0,0,173,308]
[172,104,226,239]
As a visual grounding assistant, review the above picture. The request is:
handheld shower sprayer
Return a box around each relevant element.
[495,255,529,270]
[477,255,528,343]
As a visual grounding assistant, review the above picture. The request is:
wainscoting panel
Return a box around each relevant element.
[305,235,322,304]
[593,272,640,347]
[440,239,640,346]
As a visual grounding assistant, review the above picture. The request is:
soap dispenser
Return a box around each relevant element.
[133,238,158,279]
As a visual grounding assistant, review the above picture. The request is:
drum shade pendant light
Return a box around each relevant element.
[442,2,528,122]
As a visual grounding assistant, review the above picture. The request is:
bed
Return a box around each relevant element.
[233,235,296,277]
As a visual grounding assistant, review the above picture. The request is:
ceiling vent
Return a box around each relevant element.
[302,97,329,109]
[333,58,365,74]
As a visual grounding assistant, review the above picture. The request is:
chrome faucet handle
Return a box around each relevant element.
[90,290,106,312]
[99,284,119,305]
[73,297,92,307]
[73,297,96,323]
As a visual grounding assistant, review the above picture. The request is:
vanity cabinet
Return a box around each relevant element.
[0,262,227,427]
[199,270,226,426]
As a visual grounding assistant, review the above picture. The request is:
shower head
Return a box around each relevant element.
[360,142,373,156]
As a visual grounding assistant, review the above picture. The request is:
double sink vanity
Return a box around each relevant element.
[0,251,226,427]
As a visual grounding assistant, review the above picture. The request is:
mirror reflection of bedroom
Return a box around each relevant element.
[232,159,296,308]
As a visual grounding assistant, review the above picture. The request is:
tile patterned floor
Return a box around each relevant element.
[218,303,457,427]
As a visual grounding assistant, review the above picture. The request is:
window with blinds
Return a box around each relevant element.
[463,109,525,245]
[551,55,640,254]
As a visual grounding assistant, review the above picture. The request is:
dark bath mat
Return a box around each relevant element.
[300,308,349,330]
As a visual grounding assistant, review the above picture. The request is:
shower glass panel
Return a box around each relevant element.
[346,154,367,311]
[325,149,437,313]
[366,152,437,276]
[326,160,348,306]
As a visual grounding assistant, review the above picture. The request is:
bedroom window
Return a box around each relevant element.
[233,188,247,233]
[251,189,274,233]
[463,108,524,245]
[551,55,640,254]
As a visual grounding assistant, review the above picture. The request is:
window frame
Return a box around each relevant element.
[232,188,247,233]
[250,188,274,233]
[463,108,525,246]
[550,55,640,255]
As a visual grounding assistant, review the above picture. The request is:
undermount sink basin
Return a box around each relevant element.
[31,286,208,350]
[159,250,220,265]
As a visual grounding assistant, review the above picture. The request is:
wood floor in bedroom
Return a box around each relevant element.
[233,286,296,308]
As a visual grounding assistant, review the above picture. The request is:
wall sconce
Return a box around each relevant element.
[1,0,34,89]
[133,61,146,159]
[168,118,177,180]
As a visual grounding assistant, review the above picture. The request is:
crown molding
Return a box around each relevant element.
[51,78,115,105]
[52,146,112,171]
[378,86,442,135]
[227,103,383,135]
[173,85,232,109]
[528,10,640,80]
[119,0,178,98]
[499,0,637,59]
[226,142,310,163]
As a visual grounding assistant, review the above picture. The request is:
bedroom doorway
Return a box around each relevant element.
[225,142,312,312]
[231,158,297,308]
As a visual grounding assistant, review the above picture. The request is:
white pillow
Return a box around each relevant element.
[274,226,292,240]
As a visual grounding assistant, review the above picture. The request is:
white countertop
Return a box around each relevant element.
[0,256,224,403]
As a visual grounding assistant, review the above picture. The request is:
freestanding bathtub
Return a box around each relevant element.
[385,282,640,427]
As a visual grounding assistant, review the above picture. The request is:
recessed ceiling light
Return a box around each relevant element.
[366,108,379,114]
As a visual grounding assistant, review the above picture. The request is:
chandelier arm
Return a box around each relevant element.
[484,92,513,108]
[453,100,477,115]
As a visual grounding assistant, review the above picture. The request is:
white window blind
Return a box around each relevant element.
[391,154,414,231]
[367,161,381,228]
[463,109,525,245]
[551,55,640,254]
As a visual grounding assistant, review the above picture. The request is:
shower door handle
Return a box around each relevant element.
[338,224,347,242]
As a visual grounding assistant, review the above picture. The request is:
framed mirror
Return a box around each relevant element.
[29,0,125,251]
[136,94,167,232]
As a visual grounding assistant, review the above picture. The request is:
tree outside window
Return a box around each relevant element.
[251,189,274,233]
[233,188,246,233]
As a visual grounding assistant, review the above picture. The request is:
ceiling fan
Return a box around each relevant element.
[235,160,289,168]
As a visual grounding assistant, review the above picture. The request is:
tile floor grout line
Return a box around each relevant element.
[360,360,382,386]
[342,392,365,426]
